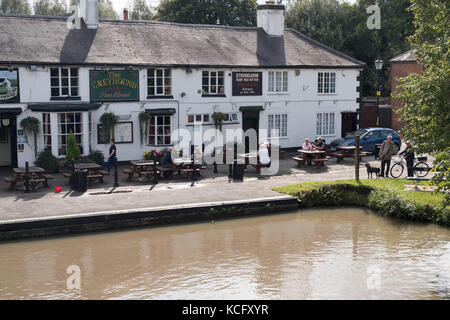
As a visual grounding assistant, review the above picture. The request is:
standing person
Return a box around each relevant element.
[399,141,415,177]
[379,135,394,177]
[107,139,117,173]
[302,138,313,165]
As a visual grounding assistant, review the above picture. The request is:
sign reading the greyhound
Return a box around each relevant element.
[0,68,19,103]
[89,70,139,102]
[232,72,262,96]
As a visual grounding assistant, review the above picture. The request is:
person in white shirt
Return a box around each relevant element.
[258,143,271,166]
[302,138,313,165]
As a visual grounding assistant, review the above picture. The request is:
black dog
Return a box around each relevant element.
[365,163,381,179]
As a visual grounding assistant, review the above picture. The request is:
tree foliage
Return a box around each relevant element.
[66,130,81,161]
[98,0,118,19]
[286,0,414,96]
[0,0,31,14]
[33,0,67,16]
[394,0,450,203]
[154,0,257,26]
[131,0,153,20]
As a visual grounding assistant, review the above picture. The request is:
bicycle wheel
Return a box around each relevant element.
[390,163,404,178]
[414,161,430,177]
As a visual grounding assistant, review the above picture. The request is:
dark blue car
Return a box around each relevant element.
[330,128,402,154]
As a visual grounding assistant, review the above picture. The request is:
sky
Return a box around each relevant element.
[110,0,358,15]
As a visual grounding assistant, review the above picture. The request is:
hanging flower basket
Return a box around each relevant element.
[139,111,152,145]
[212,112,228,131]
[20,116,40,157]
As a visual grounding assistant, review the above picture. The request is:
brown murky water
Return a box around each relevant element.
[0,208,449,300]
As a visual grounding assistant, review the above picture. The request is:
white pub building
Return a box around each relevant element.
[0,0,364,167]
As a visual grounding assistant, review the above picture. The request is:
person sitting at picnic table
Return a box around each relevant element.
[107,139,117,173]
[313,137,326,158]
[399,141,415,177]
[192,146,203,165]
[379,135,395,178]
[302,138,313,165]
[160,149,174,177]
[258,142,271,166]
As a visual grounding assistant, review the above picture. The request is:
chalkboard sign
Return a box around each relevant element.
[232,72,262,96]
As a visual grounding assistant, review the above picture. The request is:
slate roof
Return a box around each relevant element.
[0,14,364,68]
[390,50,417,63]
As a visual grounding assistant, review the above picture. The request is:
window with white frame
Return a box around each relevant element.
[202,71,224,95]
[316,112,335,136]
[187,114,210,124]
[50,67,79,97]
[42,113,51,151]
[268,71,288,93]
[57,112,83,156]
[148,115,171,145]
[318,72,336,94]
[148,68,171,96]
[268,114,288,138]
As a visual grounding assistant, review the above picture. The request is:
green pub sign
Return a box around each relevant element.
[90,70,139,102]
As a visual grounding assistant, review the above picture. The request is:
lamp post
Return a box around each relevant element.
[374,57,383,127]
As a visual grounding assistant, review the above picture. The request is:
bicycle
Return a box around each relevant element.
[389,155,431,178]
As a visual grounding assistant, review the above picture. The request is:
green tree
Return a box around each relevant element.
[154,0,257,26]
[33,0,67,16]
[131,0,153,20]
[394,0,450,204]
[1,0,31,14]
[98,0,118,19]
[66,130,81,162]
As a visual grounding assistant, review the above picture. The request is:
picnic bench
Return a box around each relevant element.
[123,160,160,182]
[3,167,54,191]
[63,163,106,186]
[331,146,368,163]
[295,150,328,168]
[406,177,430,191]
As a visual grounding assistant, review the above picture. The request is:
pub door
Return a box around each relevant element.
[0,115,17,167]
[242,110,260,153]
[341,112,358,138]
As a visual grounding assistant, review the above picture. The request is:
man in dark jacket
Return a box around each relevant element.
[399,141,415,177]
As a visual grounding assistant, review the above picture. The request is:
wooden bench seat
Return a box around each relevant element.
[30,178,46,191]
[139,170,161,181]
[87,174,104,184]
[98,170,109,175]
[3,177,17,189]
[292,156,306,167]
[312,158,328,168]
[42,174,55,180]
[121,168,135,180]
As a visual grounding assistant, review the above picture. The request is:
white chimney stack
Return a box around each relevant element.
[257,2,285,36]
[79,0,98,29]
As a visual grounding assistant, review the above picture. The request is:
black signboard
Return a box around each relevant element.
[232,72,262,96]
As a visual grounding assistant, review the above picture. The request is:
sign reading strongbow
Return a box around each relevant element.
[90,70,139,102]
[0,68,20,103]
[232,72,262,96]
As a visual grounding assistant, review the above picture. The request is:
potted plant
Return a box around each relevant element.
[99,112,117,141]
[20,116,40,157]
[211,112,228,131]
[139,111,152,144]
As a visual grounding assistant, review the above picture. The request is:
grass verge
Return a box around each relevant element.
[273,179,449,227]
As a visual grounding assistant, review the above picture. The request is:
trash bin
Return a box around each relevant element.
[71,169,88,192]
[233,163,245,182]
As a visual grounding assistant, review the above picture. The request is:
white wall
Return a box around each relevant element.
[2,65,361,166]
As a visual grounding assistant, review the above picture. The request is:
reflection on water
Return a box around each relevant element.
[0,208,449,299]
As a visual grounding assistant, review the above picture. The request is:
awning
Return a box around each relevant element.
[145,108,176,115]
[0,107,23,115]
[239,106,264,112]
[28,103,101,112]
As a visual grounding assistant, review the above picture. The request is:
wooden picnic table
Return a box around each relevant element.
[122,160,159,181]
[237,152,268,173]
[293,150,328,168]
[332,146,367,163]
[4,166,54,191]
[73,163,105,185]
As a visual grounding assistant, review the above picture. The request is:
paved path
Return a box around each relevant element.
[0,161,363,223]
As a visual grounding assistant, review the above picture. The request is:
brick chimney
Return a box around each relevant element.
[257,1,285,36]
[79,0,98,29]
[123,8,129,20]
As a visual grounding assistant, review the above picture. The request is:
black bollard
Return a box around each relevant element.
[228,163,233,178]
[213,161,218,173]
[152,161,159,185]
[24,161,31,193]
[113,159,119,187]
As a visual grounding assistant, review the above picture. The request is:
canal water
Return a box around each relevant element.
[0,208,449,299]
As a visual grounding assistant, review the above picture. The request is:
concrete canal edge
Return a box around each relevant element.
[0,196,299,241]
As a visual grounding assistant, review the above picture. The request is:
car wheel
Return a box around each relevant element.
[393,143,400,155]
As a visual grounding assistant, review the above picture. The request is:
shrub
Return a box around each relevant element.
[35,150,59,173]
[88,150,105,165]
[66,130,81,162]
